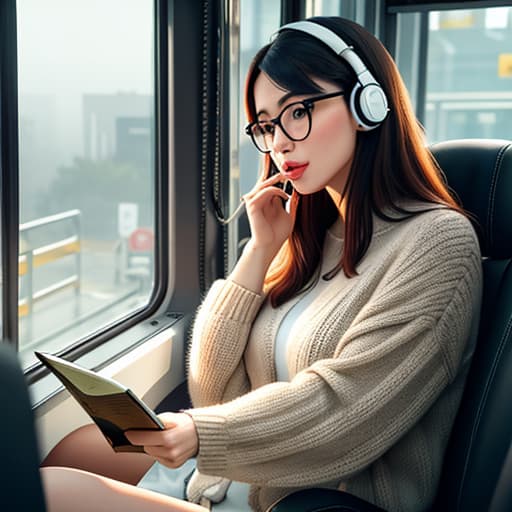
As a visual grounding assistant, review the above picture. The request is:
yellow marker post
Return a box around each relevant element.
[498,54,512,78]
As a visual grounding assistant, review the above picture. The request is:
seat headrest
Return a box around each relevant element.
[430,139,512,259]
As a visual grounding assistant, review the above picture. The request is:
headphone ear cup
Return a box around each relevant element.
[350,83,389,131]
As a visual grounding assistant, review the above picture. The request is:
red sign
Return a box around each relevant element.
[128,228,154,252]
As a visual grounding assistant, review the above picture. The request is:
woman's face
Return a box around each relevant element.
[252,71,359,197]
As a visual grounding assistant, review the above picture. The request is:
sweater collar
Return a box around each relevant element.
[327,201,447,242]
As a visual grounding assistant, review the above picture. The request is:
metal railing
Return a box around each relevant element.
[18,210,82,322]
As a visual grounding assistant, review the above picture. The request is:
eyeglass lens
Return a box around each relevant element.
[251,102,310,152]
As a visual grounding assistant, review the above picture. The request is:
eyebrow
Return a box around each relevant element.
[256,90,303,118]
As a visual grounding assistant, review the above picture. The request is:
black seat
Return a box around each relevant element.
[269,139,512,512]
[430,139,512,512]
[0,343,46,510]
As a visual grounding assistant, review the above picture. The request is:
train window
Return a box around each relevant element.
[396,5,512,143]
[304,0,363,23]
[228,0,281,269]
[16,0,156,367]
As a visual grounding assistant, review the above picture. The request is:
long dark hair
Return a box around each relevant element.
[244,17,463,307]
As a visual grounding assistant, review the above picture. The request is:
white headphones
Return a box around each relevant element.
[277,21,389,131]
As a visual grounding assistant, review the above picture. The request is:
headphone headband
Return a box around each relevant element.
[276,20,389,130]
[279,21,366,77]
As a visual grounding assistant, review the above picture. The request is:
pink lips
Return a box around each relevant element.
[282,161,308,180]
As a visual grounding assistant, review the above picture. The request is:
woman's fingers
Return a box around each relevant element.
[245,184,290,209]
[143,446,194,469]
[125,412,199,469]
[243,171,284,201]
[257,170,284,189]
[240,170,296,254]
[125,430,168,446]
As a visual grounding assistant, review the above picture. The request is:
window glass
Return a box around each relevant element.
[227,0,281,269]
[397,6,512,143]
[17,0,155,368]
[304,0,362,23]
[238,0,281,196]
[395,11,422,113]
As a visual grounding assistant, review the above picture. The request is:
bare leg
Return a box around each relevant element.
[41,467,207,512]
[41,423,154,484]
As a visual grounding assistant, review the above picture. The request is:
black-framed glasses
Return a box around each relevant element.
[245,90,345,153]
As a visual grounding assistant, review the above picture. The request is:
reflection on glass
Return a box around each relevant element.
[17,0,155,367]
[398,7,512,143]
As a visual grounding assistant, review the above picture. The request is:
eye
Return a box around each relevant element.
[258,122,274,136]
[291,106,308,120]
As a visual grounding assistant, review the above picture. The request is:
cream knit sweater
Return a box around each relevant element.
[186,206,482,512]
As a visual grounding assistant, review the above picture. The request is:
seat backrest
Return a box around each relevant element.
[0,343,46,511]
[430,139,512,512]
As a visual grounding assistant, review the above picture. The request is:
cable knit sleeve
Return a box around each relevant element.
[186,211,482,488]
[187,279,266,407]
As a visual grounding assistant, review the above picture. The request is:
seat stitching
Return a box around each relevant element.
[456,311,512,510]
[486,144,510,251]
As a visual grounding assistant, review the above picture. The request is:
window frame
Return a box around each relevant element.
[0,0,21,350]
[387,0,512,12]
[0,0,184,381]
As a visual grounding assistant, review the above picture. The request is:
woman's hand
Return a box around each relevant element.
[228,172,298,293]
[125,412,199,469]
[242,172,297,258]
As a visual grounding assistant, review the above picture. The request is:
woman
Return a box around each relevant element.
[42,16,482,512]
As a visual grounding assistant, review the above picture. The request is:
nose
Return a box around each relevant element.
[271,124,293,154]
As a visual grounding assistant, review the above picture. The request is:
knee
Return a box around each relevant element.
[41,423,106,467]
